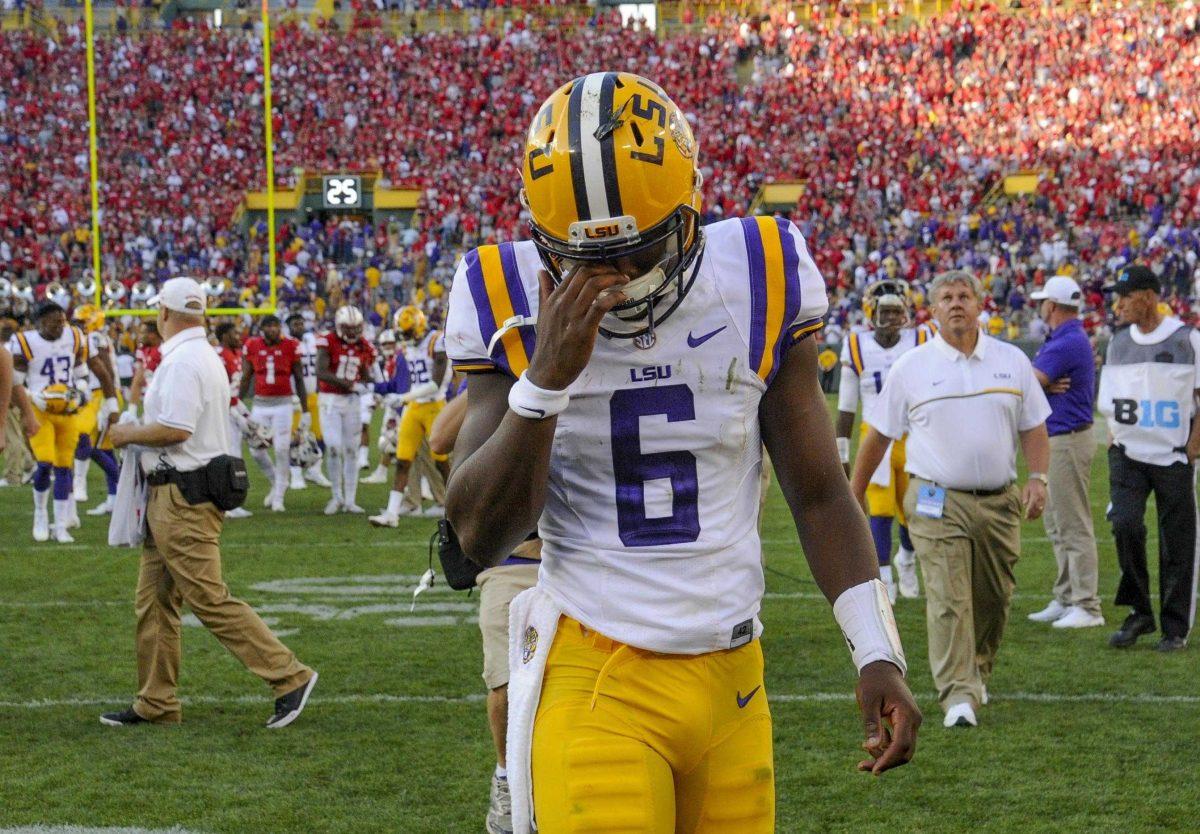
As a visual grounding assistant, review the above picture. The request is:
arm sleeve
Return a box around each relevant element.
[154,364,203,432]
[445,255,497,373]
[1018,353,1053,431]
[780,220,829,342]
[1032,339,1069,380]
[863,357,909,440]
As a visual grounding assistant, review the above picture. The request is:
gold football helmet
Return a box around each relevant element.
[72,303,106,333]
[393,305,428,343]
[863,279,912,329]
[521,72,705,338]
[40,383,81,415]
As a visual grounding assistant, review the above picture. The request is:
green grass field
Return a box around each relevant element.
[0,402,1195,833]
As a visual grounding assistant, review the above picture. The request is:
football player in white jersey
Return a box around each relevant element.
[12,300,119,542]
[286,313,330,488]
[445,73,920,833]
[70,304,122,515]
[836,280,928,601]
[368,305,450,526]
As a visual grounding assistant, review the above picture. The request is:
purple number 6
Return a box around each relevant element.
[610,384,701,546]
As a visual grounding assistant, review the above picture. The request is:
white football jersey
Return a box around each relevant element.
[11,327,88,396]
[837,327,932,417]
[446,217,827,654]
[297,331,318,396]
[86,330,117,391]
[402,331,447,404]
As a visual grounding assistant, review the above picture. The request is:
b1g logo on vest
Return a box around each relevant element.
[1112,398,1181,429]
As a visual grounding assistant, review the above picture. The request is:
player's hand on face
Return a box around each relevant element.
[526,265,629,391]
[856,660,921,776]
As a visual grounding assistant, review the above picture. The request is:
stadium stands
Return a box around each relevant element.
[0,2,1197,335]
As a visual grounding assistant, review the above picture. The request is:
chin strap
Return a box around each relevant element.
[487,314,538,357]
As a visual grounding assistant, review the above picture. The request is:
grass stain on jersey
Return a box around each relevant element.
[726,357,739,391]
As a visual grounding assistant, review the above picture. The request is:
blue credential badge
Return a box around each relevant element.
[916,484,946,519]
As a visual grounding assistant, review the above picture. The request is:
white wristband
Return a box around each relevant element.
[832,579,907,676]
[508,371,569,420]
[836,437,851,464]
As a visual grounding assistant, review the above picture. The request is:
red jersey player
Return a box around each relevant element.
[315,306,380,515]
[239,314,310,511]
[128,321,162,414]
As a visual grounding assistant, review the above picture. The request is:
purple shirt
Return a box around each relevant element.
[1033,318,1095,436]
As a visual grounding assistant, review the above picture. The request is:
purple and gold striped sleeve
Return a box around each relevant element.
[445,243,538,379]
[738,216,829,386]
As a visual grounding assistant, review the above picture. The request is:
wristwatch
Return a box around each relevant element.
[1028,472,1049,485]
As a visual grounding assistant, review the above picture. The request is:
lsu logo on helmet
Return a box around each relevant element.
[521,72,705,339]
[863,279,912,329]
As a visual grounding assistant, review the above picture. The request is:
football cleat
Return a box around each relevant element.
[306,467,332,488]
[421,505,445,518]
[342,503,365,515]
[521,72,705,340]
[225,507,253,519]
[323,499,343,516]
[87,496,115,516]
[270,499,286,513]
[369,511,399,528]
[54,527,75,544]
[33,512,50,542]
[361,466,388,484]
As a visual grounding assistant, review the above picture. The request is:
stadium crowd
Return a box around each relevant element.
[0,2,1198,340]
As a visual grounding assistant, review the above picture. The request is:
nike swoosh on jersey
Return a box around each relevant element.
[687,326,727,348]
[736,685,762,709]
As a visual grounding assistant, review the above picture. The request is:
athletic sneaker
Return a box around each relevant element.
[266,672,318,729]
[486,772,513,834]
[894,550,919,598]
[943,702,977,728]
[324,499,343,516]
[1051,606,1105,629]
[369,511,400,528]
[99,707,149,727]
[1028,599,1069,623]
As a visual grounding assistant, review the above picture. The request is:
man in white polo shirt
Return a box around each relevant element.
[100,277,318,729]
[852,269,1051,729]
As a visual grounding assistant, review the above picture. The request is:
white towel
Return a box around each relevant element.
[506,586,561,834]
[108,444,148,548]
[869,440,894,489]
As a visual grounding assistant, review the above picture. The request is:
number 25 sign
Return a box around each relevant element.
[323,176,362,209]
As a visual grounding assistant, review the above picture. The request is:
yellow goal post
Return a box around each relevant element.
[84,0,279,317]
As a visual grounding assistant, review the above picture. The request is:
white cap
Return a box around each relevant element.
[148,277,207,315]
[1029,275,1082,308]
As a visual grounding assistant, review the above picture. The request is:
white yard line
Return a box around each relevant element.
[0,690,1195,710]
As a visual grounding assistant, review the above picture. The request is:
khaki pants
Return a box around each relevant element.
[2,407,33,483]
[904,480,1021,711]
[477,562,540,689]
[134,483,312,722]
[1044,430,1100,615]
[404,440,446,506]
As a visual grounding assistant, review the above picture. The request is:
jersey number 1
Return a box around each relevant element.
[610,384,700,547]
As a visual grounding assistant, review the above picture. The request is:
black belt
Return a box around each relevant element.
[146,468,206,490]
[1051,423,1093,437]
[917,478,1011,497]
